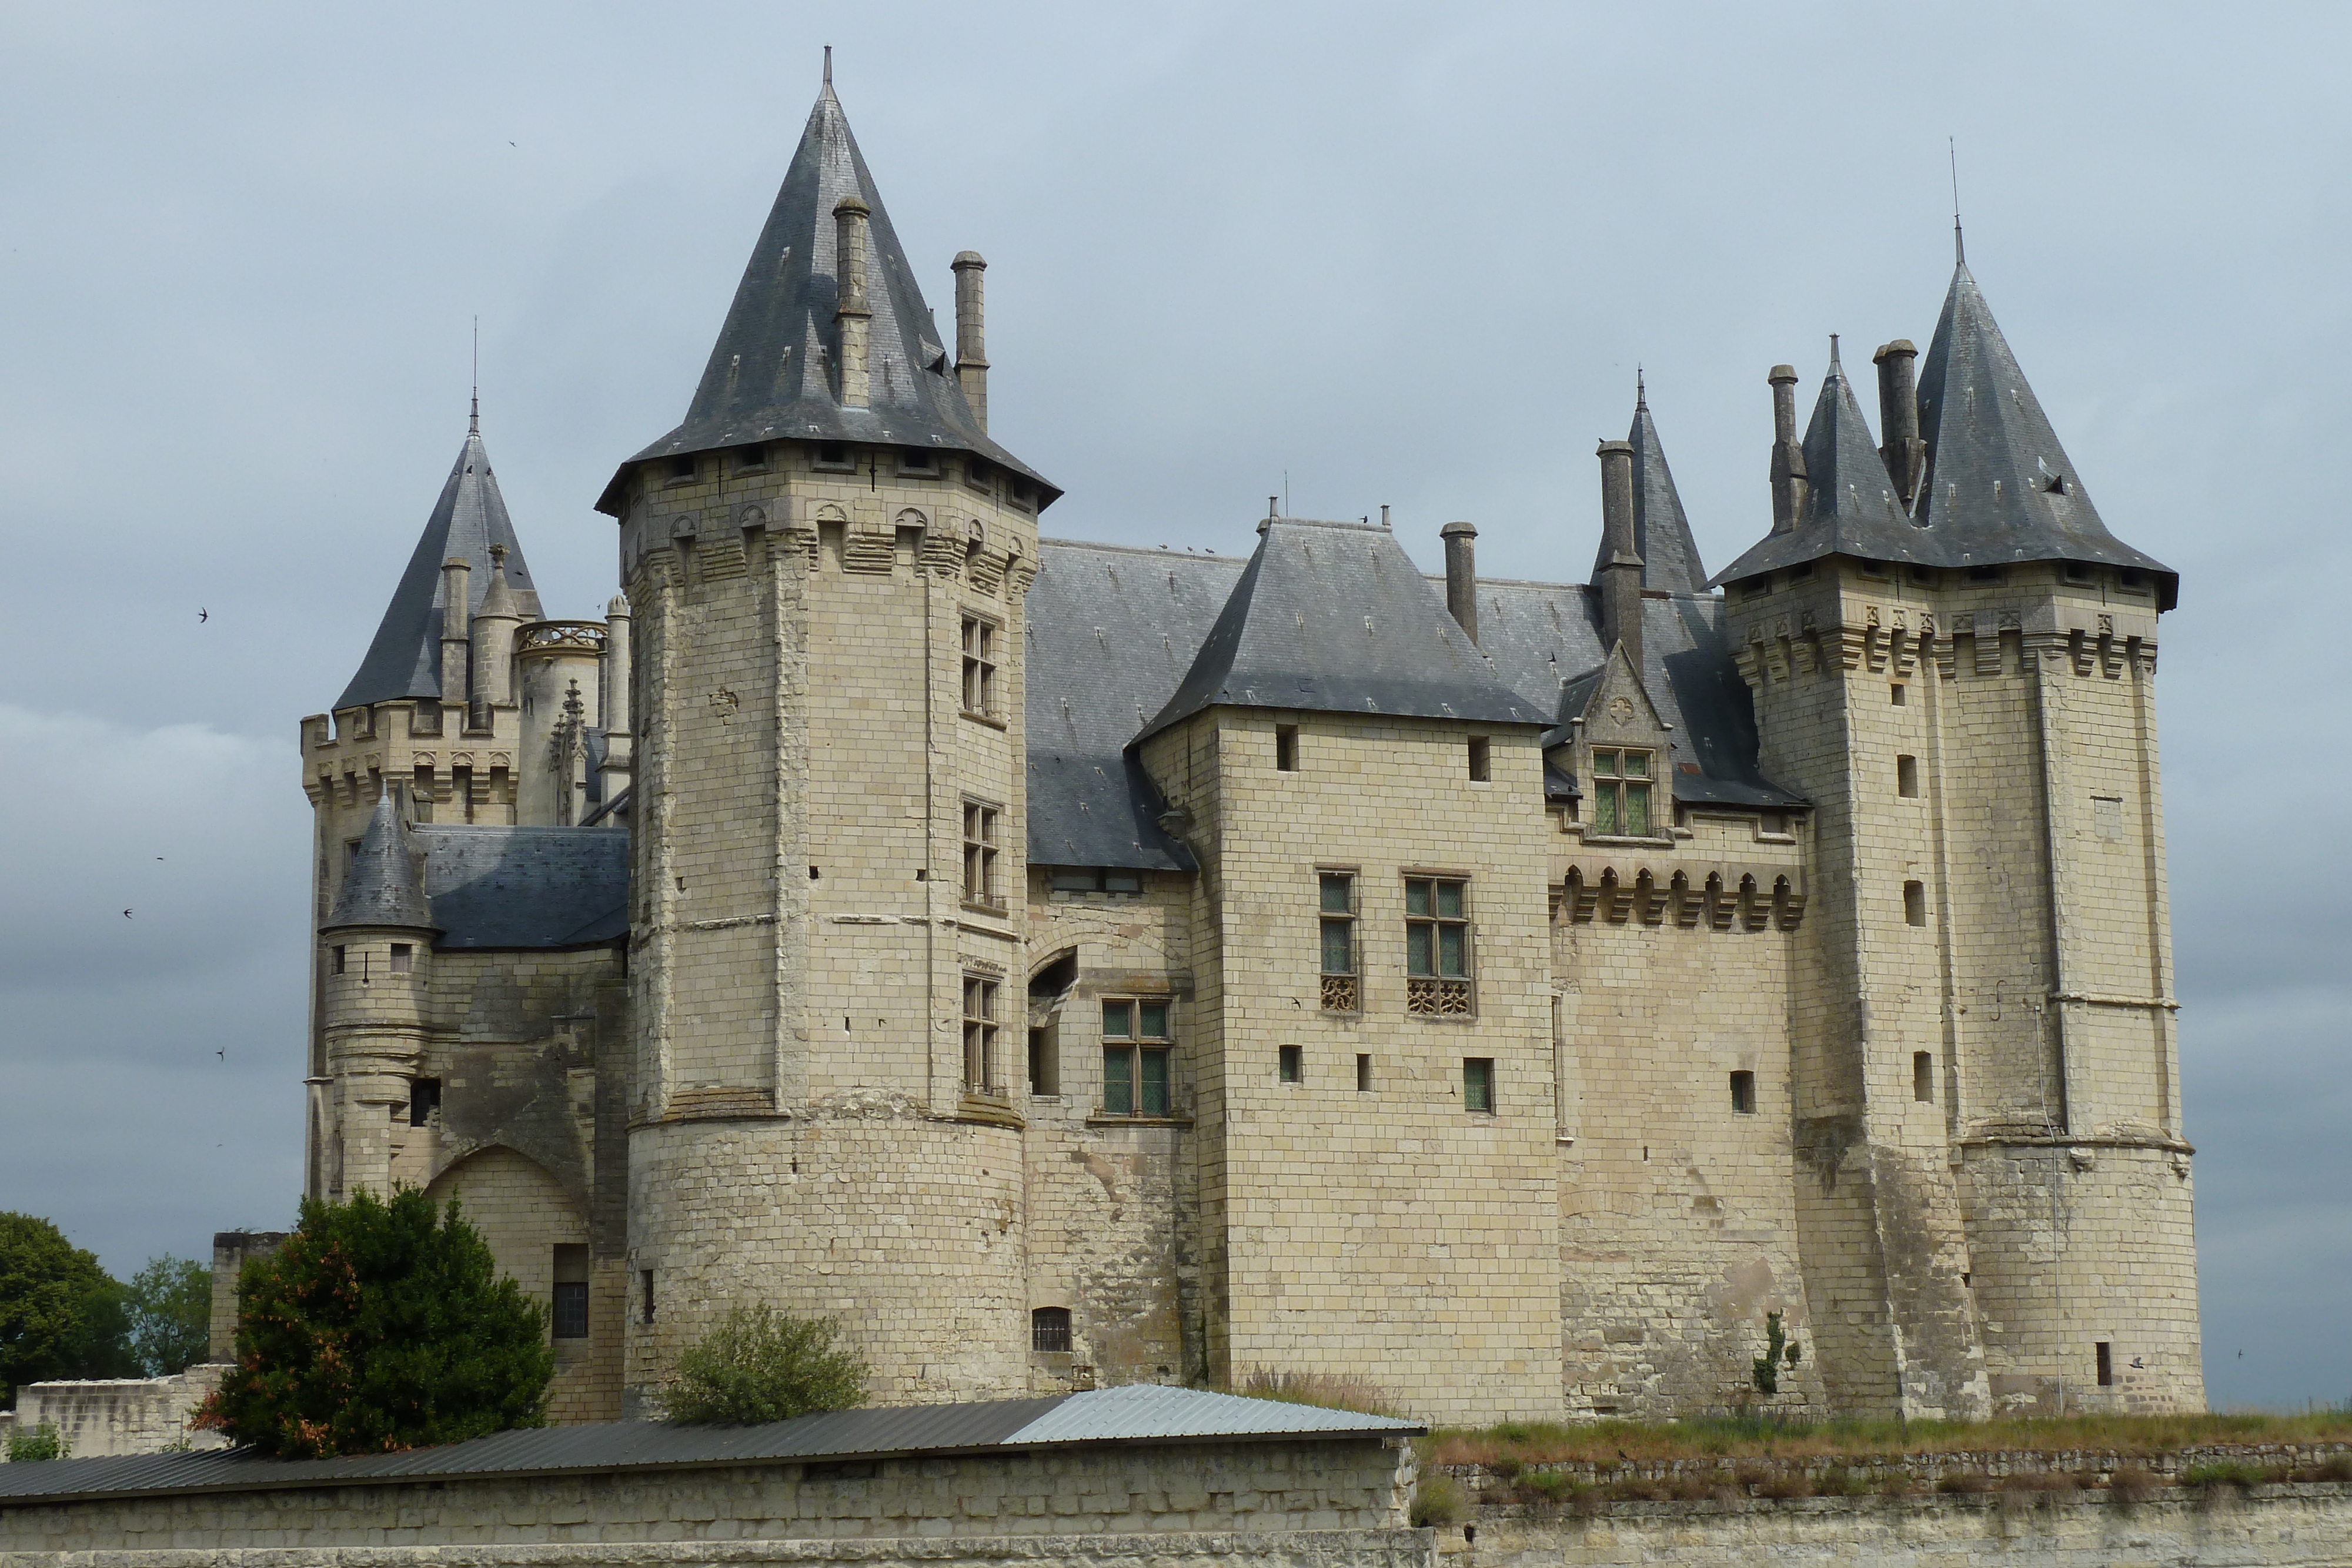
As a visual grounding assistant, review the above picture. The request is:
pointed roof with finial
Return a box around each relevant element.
[335,413,543,711]
[325,785,437,932]
[1595,372,1709,594]
[597,55,1055,514]
[1912,262,2176,606]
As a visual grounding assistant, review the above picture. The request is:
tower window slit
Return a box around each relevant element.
[1913,1051,1935,1104]
[1730,1070,1756,1115]
[1903,880,1927,927]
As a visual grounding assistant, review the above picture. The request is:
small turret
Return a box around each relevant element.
[1594,438,1643,676]
[326,784,433,930]
[953,251,989,432]
[467,544,524,731]
[320,785,438,1199]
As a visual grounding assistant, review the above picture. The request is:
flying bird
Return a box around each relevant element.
[217,1048,226,1061]
[198,608,208,623]
[122,908,133,918]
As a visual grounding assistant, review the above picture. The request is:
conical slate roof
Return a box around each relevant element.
[1912,263,2174,604]
[325,787,436,932]
[597,70,1054,513]
[1137,517,1543,743]
[1712,342,1923,583]
[335,416,542,710]
[1592,383,1708,594]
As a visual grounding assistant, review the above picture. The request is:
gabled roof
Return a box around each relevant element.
[596,71,1054,513]
[1594,382,1707,594]
[1912,263,2176,605]
[324,789,436,932]
[1137,518,1544,743]
[335,417,542,711]
[416,825,628,950]
[1710,341,1924,584]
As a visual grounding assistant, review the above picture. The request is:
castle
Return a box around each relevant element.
[292,66,2201,1428]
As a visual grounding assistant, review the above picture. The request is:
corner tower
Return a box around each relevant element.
[1715,269,2198,1417]
[600,62,1056,1408]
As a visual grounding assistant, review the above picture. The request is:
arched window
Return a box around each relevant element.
[1031,1306,1072,1353]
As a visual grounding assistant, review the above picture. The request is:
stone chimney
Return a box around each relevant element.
[438,556,471,708]
[1596,440,1643,675]
[953,251,989,432]
[833,193,873,407]
[1873,339,1925,510]
[1769,365,1809,534]
[1441,520,1479,643]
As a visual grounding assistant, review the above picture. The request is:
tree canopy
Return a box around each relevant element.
[197,1187,553,1457]
[125,1255,213,1377]
[0,1212,136,1403]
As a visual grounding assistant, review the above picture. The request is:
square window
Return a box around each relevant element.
[1589,749,1653,836]
[1279,1044,1302,1084]
[1730,1070,1756,1114]
[388,943,413,974]
[1464,1058,1495,1113]
[734,446,767,471]
[667,456,697,482]
[1101,998,1171,1116]
[1892,683,1909,706]
[1031,1306,1071,1353]
[409,1077,442,1127]
[814,442,853,471]
[1102,1000,1132,1038]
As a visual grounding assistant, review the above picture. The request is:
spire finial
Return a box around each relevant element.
[1636,365,1646,409]
[469,316,480,434]
[823,45,833,88]
[1829,332,1842,370]
[1950,136,1965,265]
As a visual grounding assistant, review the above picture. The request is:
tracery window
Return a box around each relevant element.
[1405,877,1472,1015]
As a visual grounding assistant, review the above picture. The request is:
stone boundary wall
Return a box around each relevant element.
[1445,1485,2352,1567]
[1439,1441,2352,1496]
[0,1368,230,1462]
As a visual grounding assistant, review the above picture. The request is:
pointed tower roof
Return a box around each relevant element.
[325,787,437,932]
[1913,263,2175,605]
[1595,379,1708,594]
[1136,518,1542,743]
[1713,340,1924,585]
[597,68,1054,514]
[335,419,542,710]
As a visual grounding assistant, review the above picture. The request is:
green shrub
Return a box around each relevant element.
[5,1422,70,1462]
[1411,1473,1468,1527]
[195,1188,552,1458]
[1230,1368,1402,1419]
[2184,1459,2277,1490]
[663,1303,867,1426]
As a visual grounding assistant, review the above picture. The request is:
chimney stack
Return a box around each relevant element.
[1441,521,1479,644]
[1596,440,1643,676]
[952,251,989,432]
[833,193,873,407]
[439,556,472,707]
[1873,339,1925,510]
[1769,365,1809,534]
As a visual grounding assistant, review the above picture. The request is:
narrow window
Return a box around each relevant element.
[409,1078,442,1127]
[1318,872,1358,1012]
[1730,1070,1756,1115]
[641,1269,656,1324]
[1896,755,1920,798]
[2093,795,2124,843]
[552,1244,590,1339]
[1357,1053,1372,1092]
[387,942,413,974]
[963,975,1000,1095]
[1467,736,1491,782]
[332,945,348,976]
[1463,1058,1495,1113]
[1279,1044,1302,1084]
[1275,724,1299,773]
[2096,1342,2113,1387]
[960,616,998,717]
[1027,1027,1059,1096]
[1589,749,1653,837]
[1913,1051,1935,1104]
[1031,1306,1072,1353]
[961,802,1002,910]
[1405,877,1472,1014]
[1101,999,1170,1115]
[1891,682,1907,707]
[1903,880,1927,927]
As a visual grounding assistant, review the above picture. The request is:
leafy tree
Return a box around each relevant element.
[125,1255,213,1376]
[195,1187,552,1457]
[0,1212,136,1403]
[664,1303,867,1425]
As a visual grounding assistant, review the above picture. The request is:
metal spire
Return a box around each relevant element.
[1950,138,1965,265]
[470,316,480,434]
[1635,365,1646,409]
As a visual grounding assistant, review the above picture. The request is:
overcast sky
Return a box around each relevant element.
[2,2,2343,1413]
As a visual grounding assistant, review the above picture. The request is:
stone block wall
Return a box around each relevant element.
[0,1365,229,1460]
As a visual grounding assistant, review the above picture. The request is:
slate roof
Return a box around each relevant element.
[1137,519,1545,742]
[1590,382,1708,595]
[324,788,436,931]
[596,72,1054,514]
[414,825,628,949]
[0,1385,1420,1509]
[335,417,543,711]
[1712,265,2177,610]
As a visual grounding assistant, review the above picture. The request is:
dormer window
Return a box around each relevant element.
[2045,473,2069,496]
[1591,748,1653,837]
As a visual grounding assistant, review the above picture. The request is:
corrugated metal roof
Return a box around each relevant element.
[0,1388,1419,1509]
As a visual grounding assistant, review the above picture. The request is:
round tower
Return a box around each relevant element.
[318,785,439,1200]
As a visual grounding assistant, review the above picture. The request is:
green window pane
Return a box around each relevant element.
[1102,1002,1131,1038]
[1321,919,1353,974]
[1439,924,1466,977]
[1407,924,1434,975]
[1464,1059,1492,1112]
[1593,749,1618,777]
[1595,786,1618,835]
[1405,880,1431,917]
[1622,750,1649,778]
[1104,872,1141,893]
[1139,1001,1168,1038]
[1625,782,1651,837]
[1435,881,1464,919]
[1320,874,1352,913]
[1140,1049,1170,1116]
[1103,1048,1133,1115]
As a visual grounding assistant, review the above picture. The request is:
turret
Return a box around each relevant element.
[953,251,988,432]
[467,545,524,732]
[1594,438,1643,675]
[318,785,439,1200]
